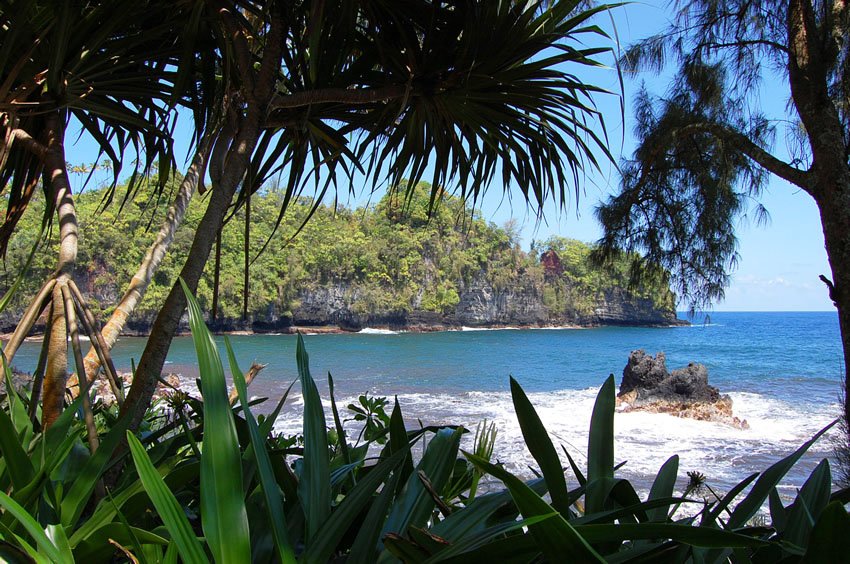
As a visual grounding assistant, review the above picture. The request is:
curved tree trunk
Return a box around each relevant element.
[82,134,213,381]
[818,187,850,425]
[41,111,79,428]
[118,1,285,432]
[119,119,261,430]
[787,0,850,432]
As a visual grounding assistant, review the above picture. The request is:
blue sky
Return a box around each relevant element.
[470,1,835,312]
[63,1,835,313]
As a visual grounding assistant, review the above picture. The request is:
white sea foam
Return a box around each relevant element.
[359,328,399,335]
[270,386,838,494]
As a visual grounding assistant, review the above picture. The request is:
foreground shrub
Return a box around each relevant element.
[0,284,847,562]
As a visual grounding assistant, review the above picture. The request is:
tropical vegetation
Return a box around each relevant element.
[1,0,849,561]
[0,287,845,562]
[594,0,850,446]
[0,179,675,329]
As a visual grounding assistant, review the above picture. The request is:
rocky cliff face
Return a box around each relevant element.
[275,274,680,331]
[0,270,680,335]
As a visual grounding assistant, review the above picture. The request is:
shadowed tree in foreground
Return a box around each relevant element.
[120,0,621,432]
[595,0,850,433]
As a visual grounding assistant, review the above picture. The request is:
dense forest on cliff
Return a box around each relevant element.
[0,177,677,331]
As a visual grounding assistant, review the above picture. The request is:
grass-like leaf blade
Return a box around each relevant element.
[180,278,250,563]
[126,432,206,564]
[295,333,332,543]
[510,376,570,515]
[0,491,67,564]
[586,375,616,514]
[224,337,296,564]
[465,452,604,562]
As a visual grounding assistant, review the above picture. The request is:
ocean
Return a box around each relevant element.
[10,311,844,496]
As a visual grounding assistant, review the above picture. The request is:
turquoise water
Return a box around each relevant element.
[10,311,844,493]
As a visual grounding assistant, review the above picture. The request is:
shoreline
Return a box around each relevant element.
[6,318,689,342]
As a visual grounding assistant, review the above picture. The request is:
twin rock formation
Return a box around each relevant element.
[616,350,748,429]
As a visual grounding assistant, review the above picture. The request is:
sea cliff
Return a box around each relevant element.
[0,181,681,334]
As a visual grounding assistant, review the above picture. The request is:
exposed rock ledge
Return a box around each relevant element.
[616,350,748,429]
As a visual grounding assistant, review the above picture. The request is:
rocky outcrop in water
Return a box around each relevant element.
[616,350,748,429]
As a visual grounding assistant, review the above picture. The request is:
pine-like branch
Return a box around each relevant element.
[675,122,812,191]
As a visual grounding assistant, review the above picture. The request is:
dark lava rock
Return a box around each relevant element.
[617,350,747,429]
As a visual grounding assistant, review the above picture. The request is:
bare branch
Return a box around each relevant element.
[10,128,47,158]
[675,122,812,190]
[268,85,407,112]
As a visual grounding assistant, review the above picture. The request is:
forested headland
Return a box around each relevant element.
[0,178,678,333]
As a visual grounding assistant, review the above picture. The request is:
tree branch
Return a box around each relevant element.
[675,122,812,191]
[268,85,407,112]
[11,128,47,158]
[695,39,789,54]
[212,0,256,93]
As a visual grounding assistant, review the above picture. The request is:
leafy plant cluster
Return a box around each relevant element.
[0,180,675,328]
[0,285,845,563]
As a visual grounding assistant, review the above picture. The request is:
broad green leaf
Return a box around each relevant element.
[465,453,604,562]
[328,372,351,466]
[785,458,832,549]
[381,428,463,543]
[769,487,787,533]
[224,337,296,564]
[126,432,206,564]
[69,457,196,546]
[510,376,570,514]
[586,375,616,514]
[181,279,251,563]
[0,491,67,564]
[0,539,40,564]
[295,333,332,544]
[387,397,414,493]
[436,532,538,564]
[0,398,34,490]
[431,478,548,542]
[60,413,132,527]
[347,462,404,564]
[574,522,770,548]
[647,455,679,523]
[801,501,850,563]
[426,512,557,562]
[43,525,72,564]
[727,421,835,529]
[1,353,32,447]
[302,448,410,562]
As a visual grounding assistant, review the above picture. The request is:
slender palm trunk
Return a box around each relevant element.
[118,2,284,432]
[243,192,250,322]
[120,119,262,430]
[212,229,222,323]
[81,135,212,381]
[41,112,78,428]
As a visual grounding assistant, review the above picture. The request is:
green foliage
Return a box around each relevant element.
[0,180,676,327]
[0,291,847,562]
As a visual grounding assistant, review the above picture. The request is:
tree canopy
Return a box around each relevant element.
[595,0,850,424]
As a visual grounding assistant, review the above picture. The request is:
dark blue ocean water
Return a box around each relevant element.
[10,312,845,493]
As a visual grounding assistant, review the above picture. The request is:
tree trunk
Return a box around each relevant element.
[814,173,850,427]
[212,229,222,323]
[41,111,78,428]
[119,120,262,431]
[82,134,212,381]
[243,191,250,322]
[787,0,850,431]
[118,2,285,432]
[41,288,66,428]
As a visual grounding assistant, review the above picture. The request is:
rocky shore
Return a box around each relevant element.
[616,350,748,429]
